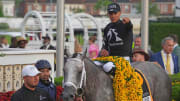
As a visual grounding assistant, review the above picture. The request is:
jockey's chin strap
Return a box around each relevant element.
[63,58,86,91]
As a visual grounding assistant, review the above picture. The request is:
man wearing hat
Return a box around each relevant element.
[17,37,28,48]
[132,48,150,62]
[40,35,56,50]
[35,60,56,101]
[11,65,51,101]
[96,2,133,74]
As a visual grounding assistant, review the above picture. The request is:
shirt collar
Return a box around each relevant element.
[22,84,37,92]
[174,43,178,49]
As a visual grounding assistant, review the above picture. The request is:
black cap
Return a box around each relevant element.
[42,35,50,40]
[107,3,121,13]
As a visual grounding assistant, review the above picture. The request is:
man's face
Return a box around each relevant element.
[132,53,145,62]
[39,68,50,81]
[108,12,121,23]
[24,75,39,88]
[135,37,141,48]
[162,40,174,54]
[43,38,50,45]
[19,41,27,48]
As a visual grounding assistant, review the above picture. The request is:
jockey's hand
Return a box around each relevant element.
[100,49,109,57]
[122,17,130,24]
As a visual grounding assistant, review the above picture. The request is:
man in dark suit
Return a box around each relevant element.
[150,37,179,74]
[40,35,56,50]
[169,34,180,72]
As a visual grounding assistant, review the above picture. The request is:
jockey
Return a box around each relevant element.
[94,2,133,75]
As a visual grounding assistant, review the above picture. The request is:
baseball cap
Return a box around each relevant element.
[22,65,41,77]
[35,60,51,70]
[107,3,121,13]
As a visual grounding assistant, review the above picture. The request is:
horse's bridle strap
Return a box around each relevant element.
[63,58,86,90]
[63,82,77,90]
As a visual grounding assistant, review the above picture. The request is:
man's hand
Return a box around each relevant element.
[100,49,109,56]
[122,17,130,24]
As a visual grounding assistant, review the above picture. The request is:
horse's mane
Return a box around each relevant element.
[71,53,107,90]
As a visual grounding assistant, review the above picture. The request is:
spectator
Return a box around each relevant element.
[169,34,180,72]
[35,60,56,101]
[17,37,28,49]
[11,65,51,101]
[0,36,9,48]
[150,37,179,74]
[134,36,141,48]
[9,37,18,48]
[95,2,133,75]
[134,36,153,57]
[88,36,99,59]
[40,35,56,50]
[132,48,150,62]
[74,38,82,53]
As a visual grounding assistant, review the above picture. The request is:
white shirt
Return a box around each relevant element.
[173,43,178,49]
[161,50,174,74]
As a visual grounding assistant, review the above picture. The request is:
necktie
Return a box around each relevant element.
[166,54,171,74]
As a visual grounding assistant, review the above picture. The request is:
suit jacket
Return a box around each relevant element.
[150,51,179,74]
[40,45,56,50]
[173,45,180,71]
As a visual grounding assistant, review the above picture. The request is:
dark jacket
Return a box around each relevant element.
[37,81,56,101]
[11,85,52,101]
[40,45,56,50]
[103,20,133,56]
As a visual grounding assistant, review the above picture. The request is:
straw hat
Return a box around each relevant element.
[17,37,28,43]
[132,48,150,61]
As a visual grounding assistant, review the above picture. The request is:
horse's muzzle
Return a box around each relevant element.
[61,91,75,101]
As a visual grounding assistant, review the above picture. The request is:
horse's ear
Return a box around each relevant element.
[64,46,72,58]
[82,48,87,59]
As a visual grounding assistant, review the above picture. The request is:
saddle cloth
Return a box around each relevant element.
[135,68,153,101]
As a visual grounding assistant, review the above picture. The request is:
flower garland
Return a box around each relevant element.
[93,56,143,101]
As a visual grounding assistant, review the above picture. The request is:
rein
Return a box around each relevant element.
[63,58,86,92]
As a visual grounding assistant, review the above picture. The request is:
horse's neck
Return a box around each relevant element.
[83,58,113,101]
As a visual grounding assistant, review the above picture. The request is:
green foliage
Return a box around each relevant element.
[172,83,180,101]
[0,2,4,17]
[72,8,85,13]
[0,23,9,30]
[169,73,180,101]
[169,73,180,82]
[149,22,180,52]
[136,1,160,16]
[94,0,112,11]
[15,0,23,6]
[54,76,64,86]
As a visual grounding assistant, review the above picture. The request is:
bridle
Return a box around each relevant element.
[63,58,86,96]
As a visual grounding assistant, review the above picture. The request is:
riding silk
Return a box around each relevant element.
[103,20,133,57]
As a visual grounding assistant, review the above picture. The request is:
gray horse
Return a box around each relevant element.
[62,53,172,101]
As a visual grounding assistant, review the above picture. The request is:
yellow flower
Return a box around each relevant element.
[93,56,143,101]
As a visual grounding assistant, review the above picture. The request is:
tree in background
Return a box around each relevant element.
[94,0,112,12]
[136,1,160,16]
[15,0,23,17]
[0,2,4,17]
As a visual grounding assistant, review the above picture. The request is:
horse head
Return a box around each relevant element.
[62,52,86,101]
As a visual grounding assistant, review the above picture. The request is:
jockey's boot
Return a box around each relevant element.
[108,67,116,77]
[103,62,115,78]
